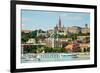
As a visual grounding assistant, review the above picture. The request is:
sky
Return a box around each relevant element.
[21,10,90,31]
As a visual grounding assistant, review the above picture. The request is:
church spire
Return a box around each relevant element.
[58,16,61,28]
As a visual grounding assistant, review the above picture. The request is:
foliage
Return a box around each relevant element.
[21,32,29,43]
[21,29,46,43]
[23,45,67,53]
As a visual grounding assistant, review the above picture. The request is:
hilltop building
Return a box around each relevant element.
[81,24,90,34]
[67,26,81,34]
[22,30,32,33]
[67,24,90,34]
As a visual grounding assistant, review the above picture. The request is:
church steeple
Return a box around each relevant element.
[58,16,61,28]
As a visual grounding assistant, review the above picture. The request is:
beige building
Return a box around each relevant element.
[26,38,35,44]
[81,28,90,34]
[79,43,90,52]
[67,26,81,34]
[45,38,53,48]
[67,24,90,34]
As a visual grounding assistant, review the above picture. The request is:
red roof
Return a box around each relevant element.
[22,30,32,33]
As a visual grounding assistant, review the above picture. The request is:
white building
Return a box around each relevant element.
[26,38,36,44]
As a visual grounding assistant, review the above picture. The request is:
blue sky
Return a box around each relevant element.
[21,10,90,31]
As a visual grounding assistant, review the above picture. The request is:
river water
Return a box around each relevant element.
[21,53,90,63]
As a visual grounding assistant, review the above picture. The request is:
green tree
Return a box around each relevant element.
[71,34,77,41]
[21,32,29,43]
